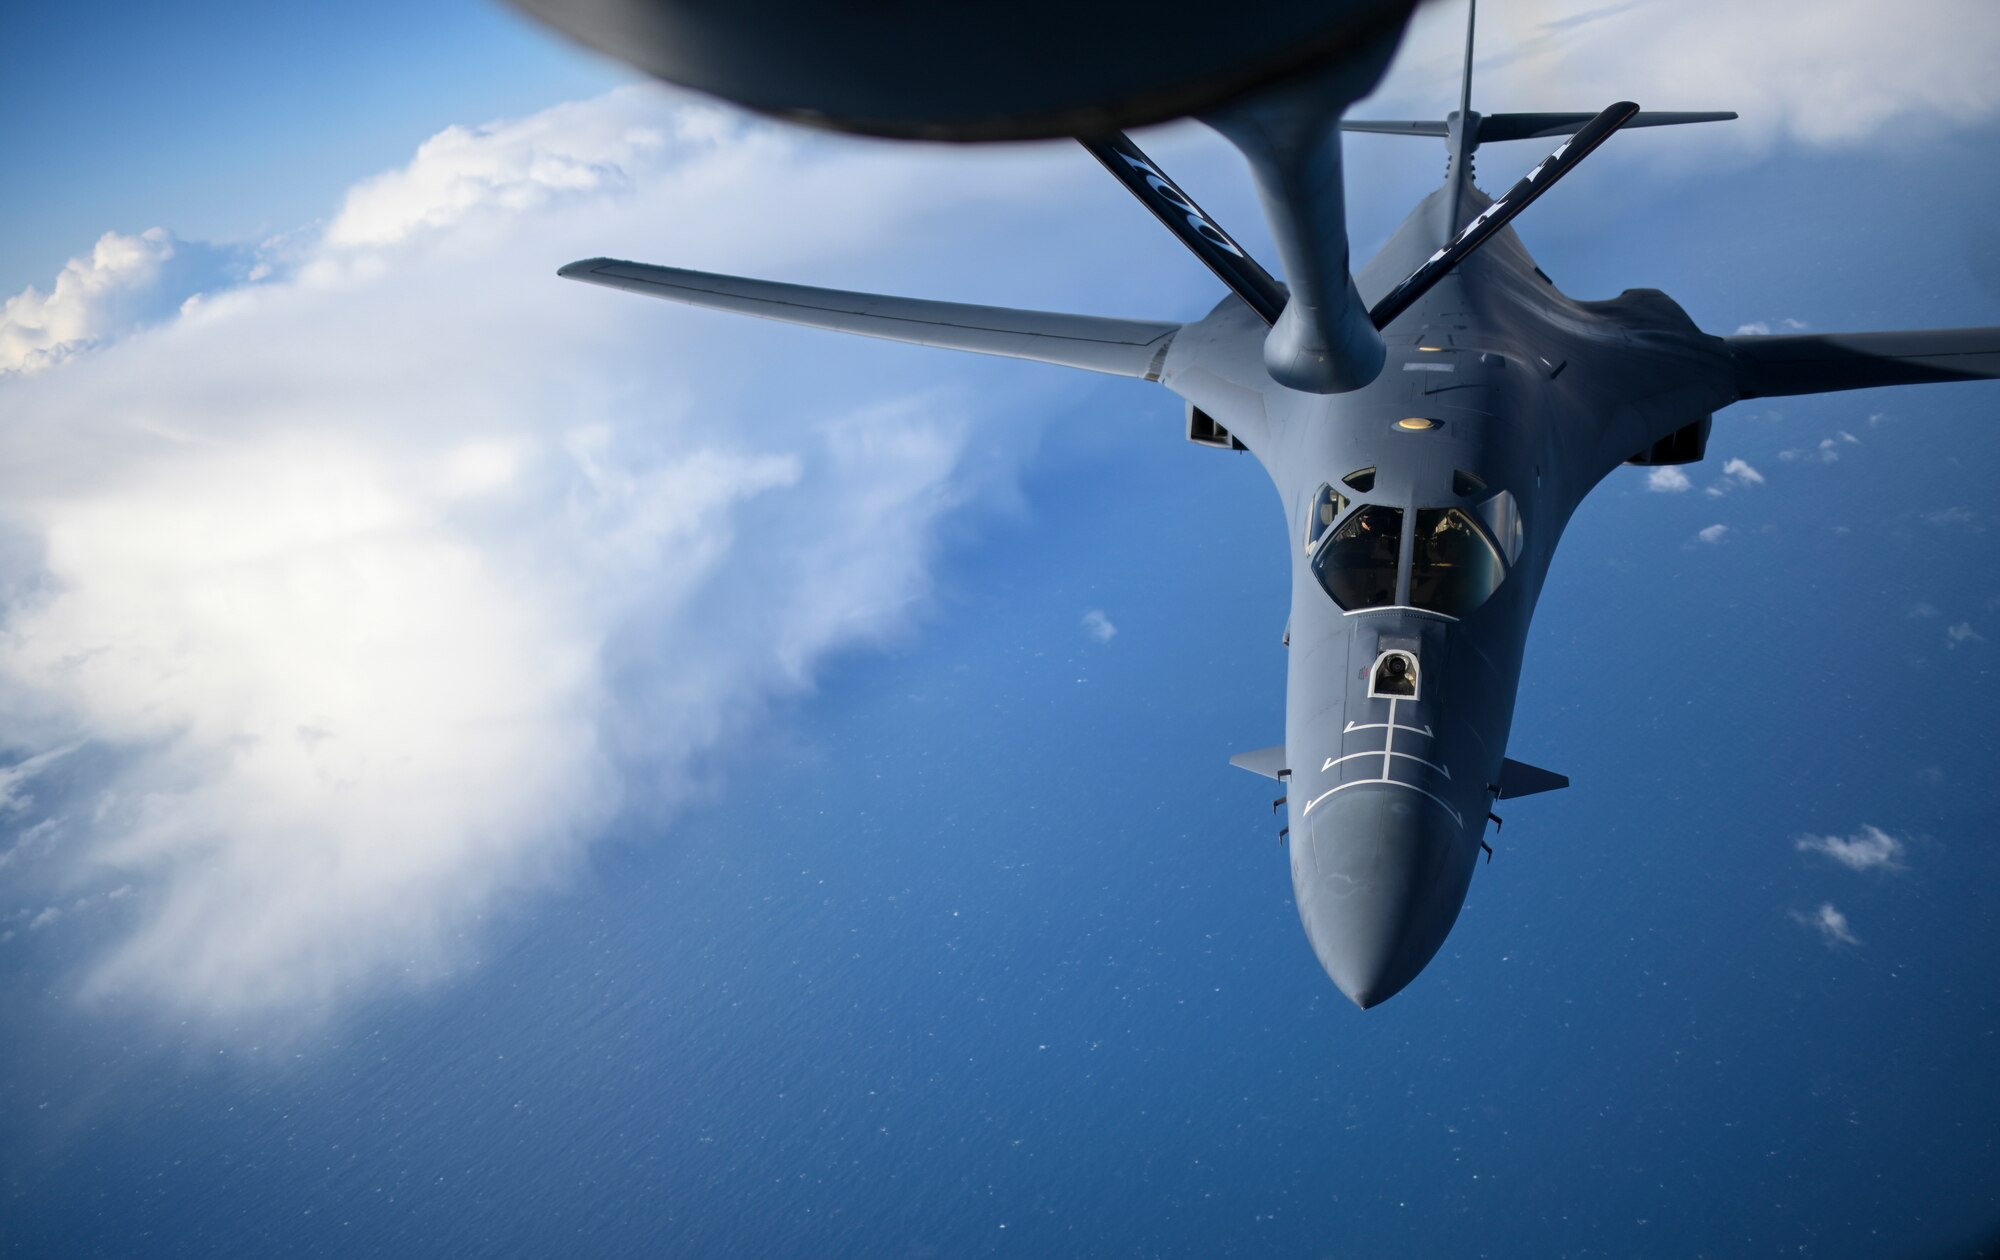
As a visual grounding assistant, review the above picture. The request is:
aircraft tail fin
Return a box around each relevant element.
[556,259,1179,380]
[1728,328,2000,398]
[1340,111,1736,146]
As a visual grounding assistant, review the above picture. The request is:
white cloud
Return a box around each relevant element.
[1697,524,1729,544]
[0,743,76,814]
[1947,621,1984,647]
[1781,435,1851,464]
[1791,903,1860,947]
[1907,601,1940,618]
[1721,458,1764,486]
[1732,319,1807,336]
[0,88,1143,1023]
[1081,609,1117,643]
[1375,1,2000,149]
[1927,506,1979,529]
[324,89,693,249]
[1796,824,1906,872]
[0,229,247,377]
[1645,466,1691,493]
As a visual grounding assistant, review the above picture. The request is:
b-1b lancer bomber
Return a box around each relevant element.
[554,6,2000,1007]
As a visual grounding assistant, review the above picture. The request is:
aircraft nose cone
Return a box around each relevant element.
[1290,782,1475,1008]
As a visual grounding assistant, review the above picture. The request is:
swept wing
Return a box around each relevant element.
[557,259,1179,380]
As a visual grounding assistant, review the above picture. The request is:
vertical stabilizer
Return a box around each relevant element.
[1444,0,1478,233]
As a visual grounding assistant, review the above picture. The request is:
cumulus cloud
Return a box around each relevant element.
[1703,457,1766,498]
[1947,621,1984,647]
[1644,466,1691,493]
[1796,824,1906,872]
[1080,609,1117,643]
[1697,524,1729,544]
[1791,903,1860,947]
[1375,1,2000,150]
[1720,458,1764,486]
[0,86,1149,1023]
[1,229,248,377]
[1780,432,1859,464]
[324,90,693,249]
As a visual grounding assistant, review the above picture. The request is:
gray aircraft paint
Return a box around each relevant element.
[556,14,2000,1008]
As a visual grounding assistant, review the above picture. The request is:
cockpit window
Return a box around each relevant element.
[1452,469,1486,498]
[1303,484,1347,552]
[1475,490,1524,563]
[1342,467,1376,494]
[1410,508,1505,616]
[1312,506,1403,611]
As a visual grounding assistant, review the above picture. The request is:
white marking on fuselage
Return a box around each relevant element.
[1302,696,1465,827]
[1340,605,1459,622]
[1402,362,1456,372]
[1344,720,1434,736]
[1300,778,1464,827]
[1319,749,1451,778]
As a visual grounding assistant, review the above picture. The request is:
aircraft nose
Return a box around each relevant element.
[1290,782,1474,1008]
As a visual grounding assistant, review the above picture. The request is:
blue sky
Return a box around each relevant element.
[2,2,1998,1256]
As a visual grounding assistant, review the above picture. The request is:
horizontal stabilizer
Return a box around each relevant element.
[1496,757,1568,800]
[1728,328,2000,398]
[1369,101,1640,330]
[1338,118,1448,137]
[1230,745,1288,780]
[1475,110,1734,143]
[1341,111,1734,146]
[557,259,1179,380]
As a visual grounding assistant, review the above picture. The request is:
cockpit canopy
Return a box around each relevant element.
[1408,508,1505,617]
[1308,474,1521,618]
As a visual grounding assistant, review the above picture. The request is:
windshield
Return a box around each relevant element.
[1410,508,1505,616]
[1303,484,1346,552]
[1312,506,1402,610]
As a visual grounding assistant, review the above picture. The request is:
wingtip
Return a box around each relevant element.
[556,258,607,280]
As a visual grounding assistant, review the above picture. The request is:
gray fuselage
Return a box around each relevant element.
[1163,183,1736,1005]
